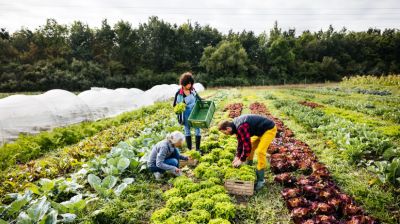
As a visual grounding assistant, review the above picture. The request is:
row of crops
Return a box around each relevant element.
[258,76,399,223]
[0,103,183,223]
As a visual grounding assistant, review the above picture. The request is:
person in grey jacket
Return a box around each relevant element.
[147,131,189,180]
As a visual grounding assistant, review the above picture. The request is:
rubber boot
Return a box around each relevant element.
[186,136,192,150]
[195,136,202,154]
[255,169,265,191]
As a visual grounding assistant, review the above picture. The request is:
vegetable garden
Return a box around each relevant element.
[0,75,399,224]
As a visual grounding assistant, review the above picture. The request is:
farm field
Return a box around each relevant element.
[0,75,399,224]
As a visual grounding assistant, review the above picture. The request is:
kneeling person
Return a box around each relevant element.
[148,131,189,180]
[218,114,277,190]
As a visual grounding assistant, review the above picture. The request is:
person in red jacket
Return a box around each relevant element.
[219,114,277,190]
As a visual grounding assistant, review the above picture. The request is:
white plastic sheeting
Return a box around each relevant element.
[143,84,180,102]
[194,83,205,92]
[0,83,204,145]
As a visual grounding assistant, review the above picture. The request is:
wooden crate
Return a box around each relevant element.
[224,179,254,196]
[179,158,198,168]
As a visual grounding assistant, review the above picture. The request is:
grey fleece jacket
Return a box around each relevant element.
[147,140,188,171]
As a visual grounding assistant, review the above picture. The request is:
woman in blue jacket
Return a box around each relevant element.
[173,72,201,152]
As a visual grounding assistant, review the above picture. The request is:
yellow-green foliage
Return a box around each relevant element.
[166,196,189,212]
[174,102,186,114]
[219,150,235,160]
[163,188,181,200]
[211,193,232,203]
[165,214,188,224]
[151,208,172,223]
[342,74,400,86]
[192,198,215,212]
[214,202,236,220]
[185,150,202,160]
[224,165,256,181]
[187,209,211,223]
[194,162,211,178]
[209,218,232,224]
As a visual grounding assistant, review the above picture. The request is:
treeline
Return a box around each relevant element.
[1,17,399,91]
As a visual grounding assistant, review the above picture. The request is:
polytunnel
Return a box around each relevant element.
[194,83,205,92]
[143,84,180,102]
[0,90,93,144]
[33,89,94,125]
[0,83,204,145]
[78,88,140,119]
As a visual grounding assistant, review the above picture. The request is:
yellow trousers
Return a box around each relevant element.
[247,125,277,170]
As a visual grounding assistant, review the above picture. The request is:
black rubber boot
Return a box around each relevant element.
[195,136,201,153]
[186,136,192,150]
[255,169,265,191]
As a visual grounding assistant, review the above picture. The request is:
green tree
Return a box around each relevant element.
[113,21,139,74]
[33,19,70,59]
[93,19,115,64]
[70,21,94,61]
[200,40,249,76]
[267,36,295,84]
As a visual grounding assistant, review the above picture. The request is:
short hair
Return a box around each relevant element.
[180,72,195,87]
[218,120,233,131]
[167,131,185,144]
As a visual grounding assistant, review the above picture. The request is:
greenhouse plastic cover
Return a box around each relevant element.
[0,83,204,145]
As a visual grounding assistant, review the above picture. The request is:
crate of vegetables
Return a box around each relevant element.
[224,165,256,196]
[224,180,254,196]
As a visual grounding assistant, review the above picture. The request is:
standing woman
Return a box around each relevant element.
[173,72,202,152]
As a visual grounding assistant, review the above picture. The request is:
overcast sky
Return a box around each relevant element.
[1,0,399,34]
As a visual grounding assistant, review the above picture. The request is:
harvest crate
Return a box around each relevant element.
[224,179,254,196]
[179,158,198,168]
[188,100,215,128]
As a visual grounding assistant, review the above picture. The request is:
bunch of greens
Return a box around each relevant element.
[174,102,186,114]
[224,165,256,182]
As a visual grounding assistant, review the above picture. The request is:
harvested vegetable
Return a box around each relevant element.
[174,102,186,114]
